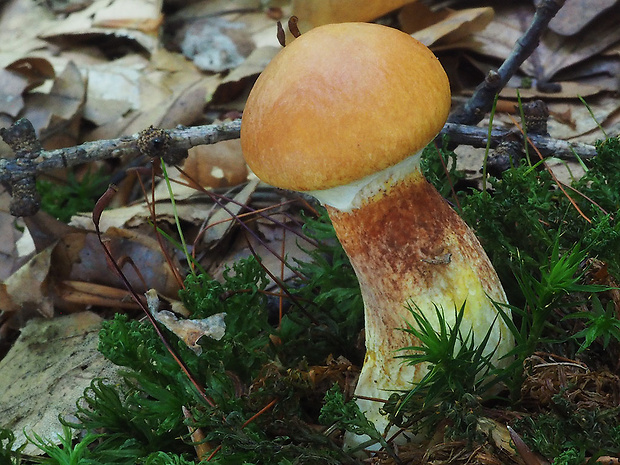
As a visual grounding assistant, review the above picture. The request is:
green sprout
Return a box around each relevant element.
[396,302,498,408]
[565,295,620,353]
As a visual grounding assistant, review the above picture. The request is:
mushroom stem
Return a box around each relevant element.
[238,20,514,450]
[313,156,512,442]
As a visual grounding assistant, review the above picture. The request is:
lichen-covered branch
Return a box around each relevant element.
[0,119,242,216]
[0,119,242,180]
[440,123,597,160]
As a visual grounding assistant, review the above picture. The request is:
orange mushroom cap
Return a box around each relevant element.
[241,22,451,192]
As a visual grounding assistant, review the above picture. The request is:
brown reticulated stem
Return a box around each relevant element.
[310,153,511,443]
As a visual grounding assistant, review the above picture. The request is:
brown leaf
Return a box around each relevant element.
[146,288,226,355]
[0,194,20,281]
[469,4,620,81]
[56,280,140,309]
[212,46,280,104]
[181,139,249,189]
[291,0,416,30]
[0,311,119,454]
[498,81,605,100]
[399,3,493,49]
[81,55,146,126]
[399,2,452,35]
[6,57,56,87]
[40,0,162,53]
[508,425,550,465]
[85,70,221,140]
[1,245,54,317]
[549,0,619,36]
[0,0,55,67]
[210,217,315,288]
[65,227,181,298]
[158,77,208,129]
[200,179,259,248]
[0,58,55,118]
[91,0,163,33]
[0,70,27,119]
[21,61,85,147]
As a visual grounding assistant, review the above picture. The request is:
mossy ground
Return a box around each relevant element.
[4,137,620,465]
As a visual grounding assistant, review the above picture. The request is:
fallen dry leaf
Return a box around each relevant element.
[210,215,315,289]
[546,94,619,141]
[64,227,181,298]
[0,69,29,118]
[399,2,451,34]
[21,61,85,148]
[84,67,221,140]
[0,0,55,68]
[157,75,212,129]
[146,289,226,355]
[154,309,226,354]
[479,418,512,451]
[468,3,620,82]
[91,0,162,33]
[401,4,494,49]
[81,54,147,126]
[7,56,56,88]
[508,425,550,465]
[200,178,259,248]
[492,93,618,143]
[40,0,162,53]
[498,81,605,100]
[4,216,182,316]
[181,139,249,189]
[0,245,54,317]
[548,0,619,36]
[291,0,416,30]
[70,199,206,232]
[56,280,141,310]
[212,46,280,104]
[0,311,119,455]
[0,57,55,118]
[0,194,21,281]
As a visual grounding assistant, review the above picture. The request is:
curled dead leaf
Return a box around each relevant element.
[146,289,226,355]
[403,5,494,48]
[1,246,54,318]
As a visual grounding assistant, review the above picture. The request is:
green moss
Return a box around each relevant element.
[37,168,107,222]
[15,136,620,464]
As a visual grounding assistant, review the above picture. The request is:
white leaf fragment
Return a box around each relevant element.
[154,310,227,355]
[145,289,226,355]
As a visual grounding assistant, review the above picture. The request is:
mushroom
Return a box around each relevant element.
[240,22,513,444]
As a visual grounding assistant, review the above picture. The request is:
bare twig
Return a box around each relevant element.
[448,0,566,126]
